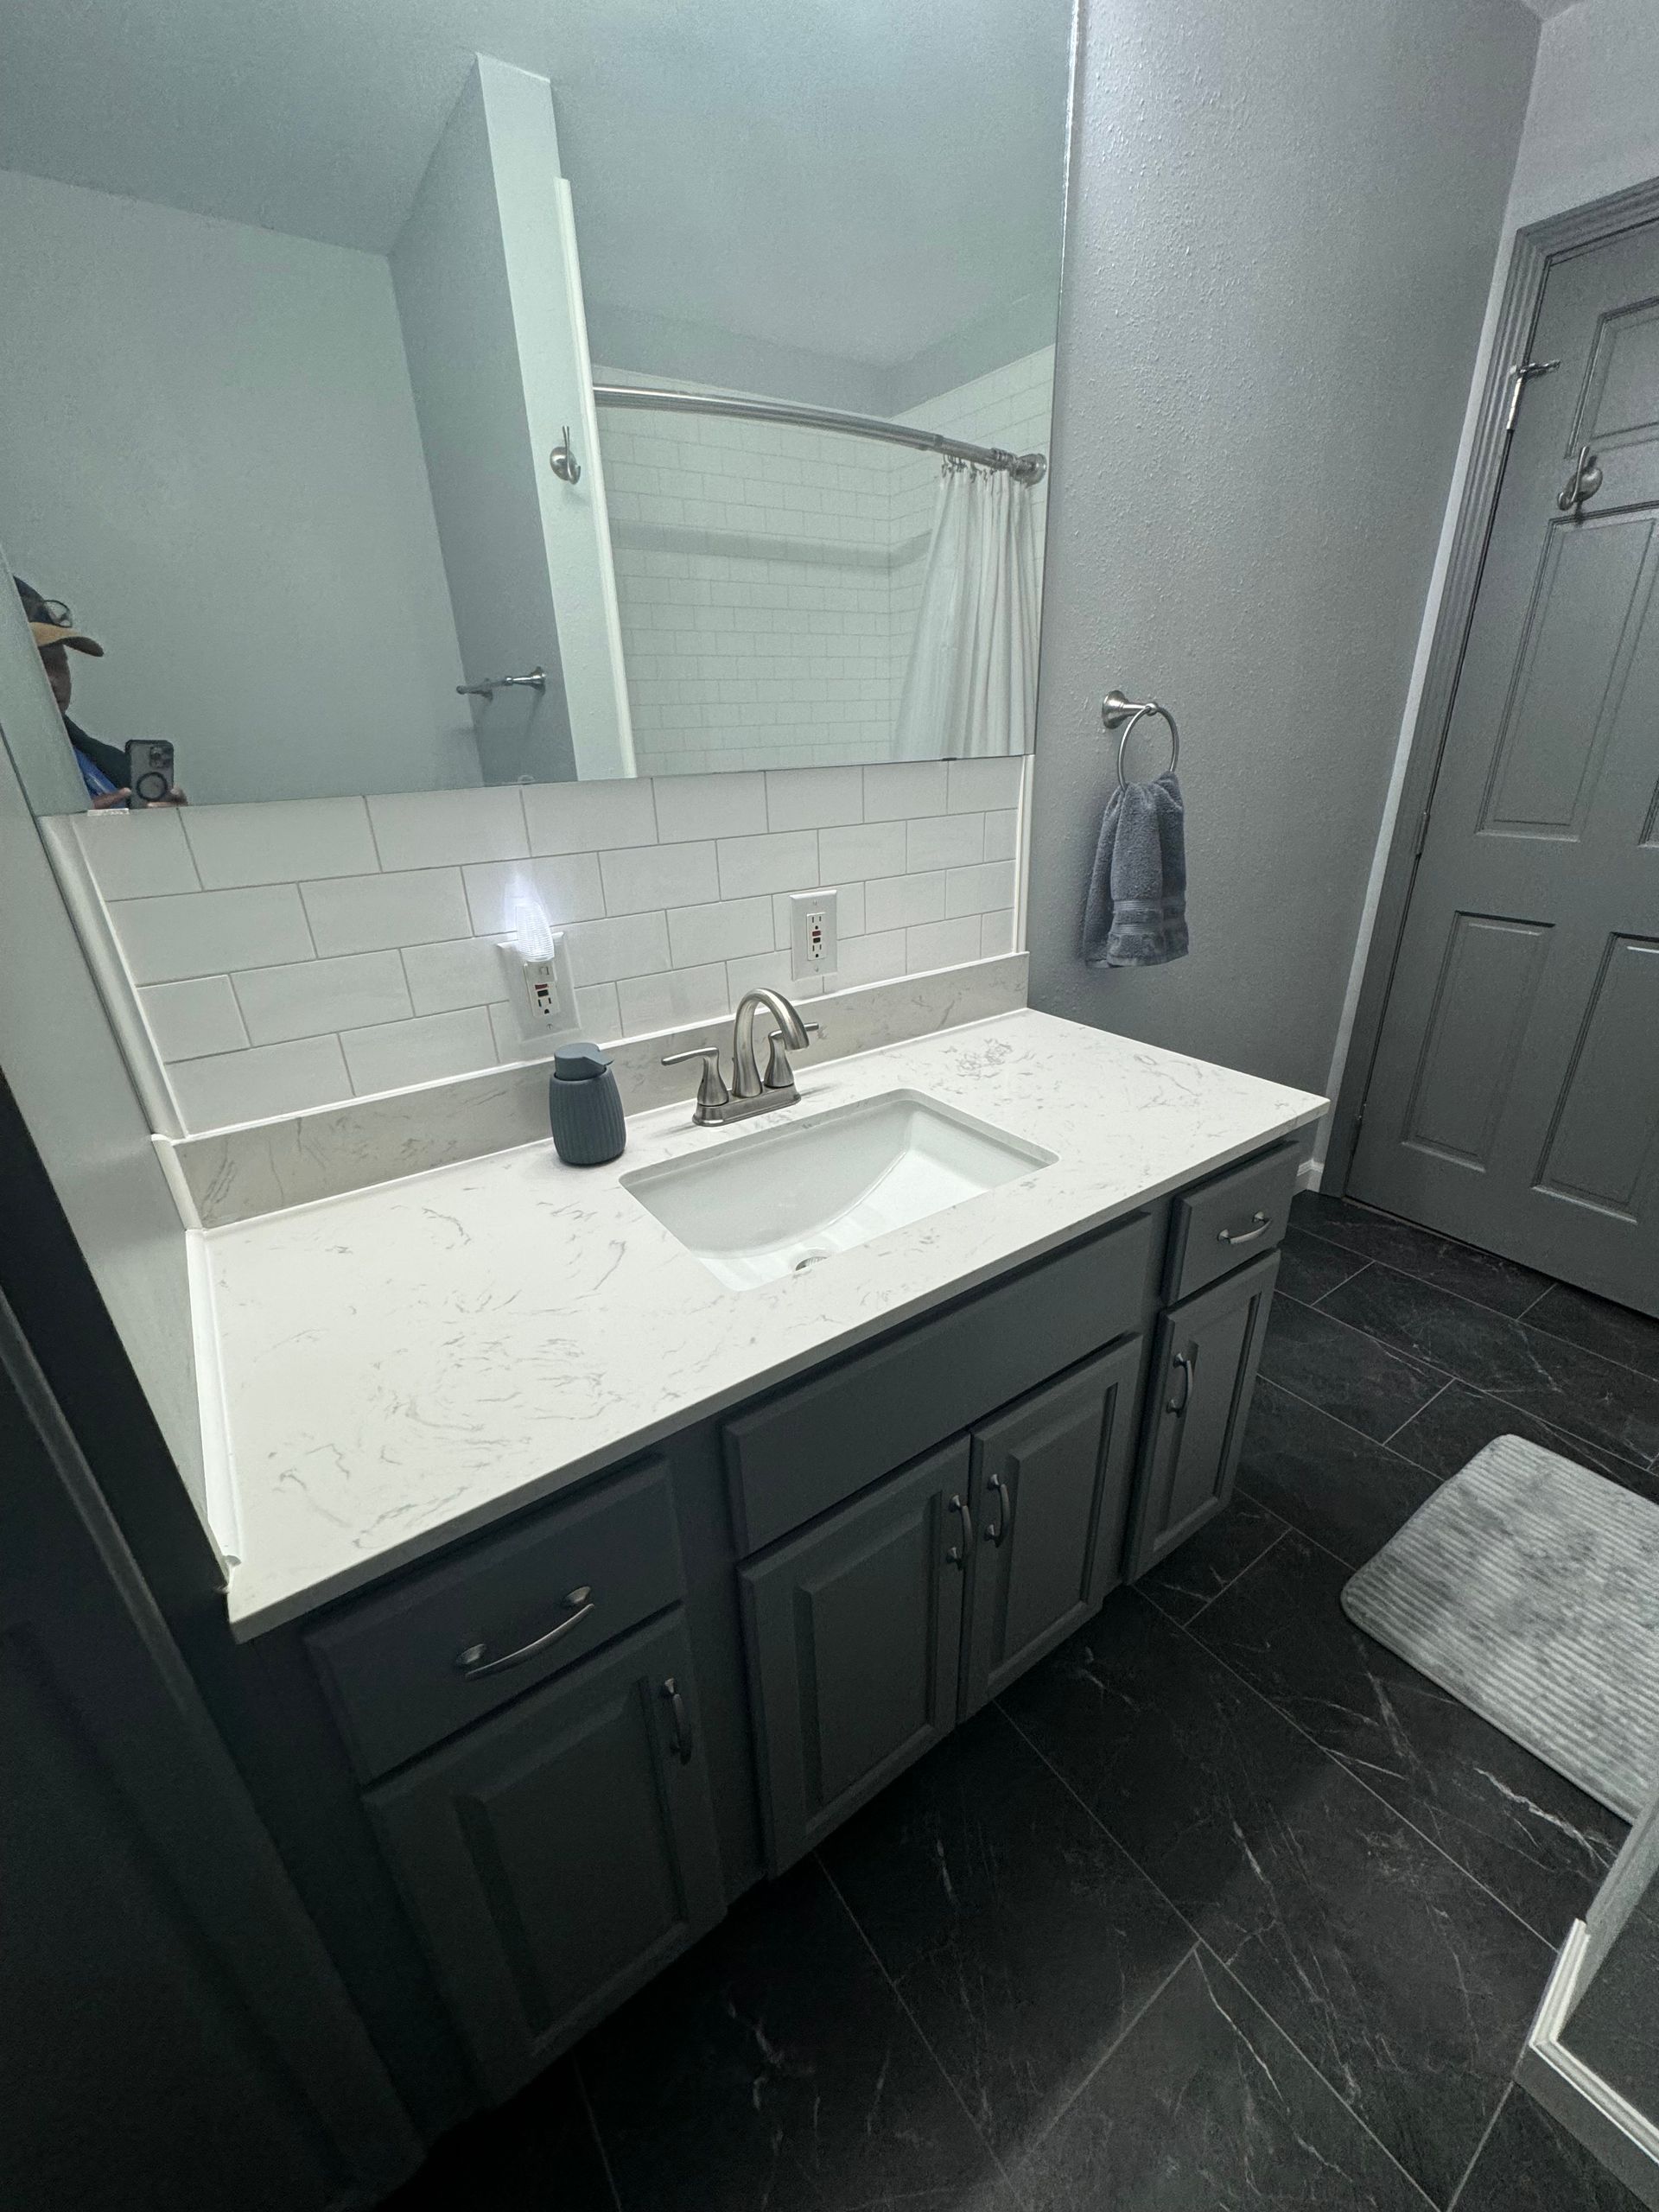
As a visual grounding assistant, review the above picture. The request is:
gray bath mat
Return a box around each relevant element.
[1342,1434,1659,1820]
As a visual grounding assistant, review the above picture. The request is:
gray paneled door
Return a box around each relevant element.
[1352,219,1659,1315]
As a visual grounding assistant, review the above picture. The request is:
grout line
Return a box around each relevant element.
[1442,2082,1510,2211]
[1382,1375,1452,1448]
[1147,1522,1291,1629]
[569,2053,626,2212]
[1012,1941,1200,2162]
[815,1853,1020,2200]
[1255,1371,1446,1472]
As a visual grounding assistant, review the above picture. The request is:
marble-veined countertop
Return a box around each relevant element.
[212,1009,1325,1635]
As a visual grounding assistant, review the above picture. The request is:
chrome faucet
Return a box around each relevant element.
[662,988,822,1125]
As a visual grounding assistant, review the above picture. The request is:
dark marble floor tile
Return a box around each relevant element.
[1192,1533,1624,1945]
[1454,2088,1646,2211]
[380,2061,614,2212]
[1561,1882,1659,2116]
[576,1858,1006,2212]
[1291,1194,1552,1319]
[1236,1380,1444,1567]
[1001,1595,1548,2205]
[1135,1493,1287,1624]
[819,1704,1192,2161]
[1014,1949,1431,2212]
[1275,1224,1372,1307]
[1257,1295,1446,1444]
[1322,1267,1659,1467]
[1385,1376,1658,1496]
[1529,1281,1659,1389]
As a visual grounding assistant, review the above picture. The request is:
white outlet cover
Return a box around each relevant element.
[789,889,838,980]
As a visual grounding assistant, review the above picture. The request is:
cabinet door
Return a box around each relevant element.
[741,1440,970,1872]
[1123,1251,1280,1580]
[367,1611,723,2101]
[961,1338,1144,1718]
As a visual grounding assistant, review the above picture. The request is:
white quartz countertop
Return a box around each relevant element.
[212,1009,1325,1636]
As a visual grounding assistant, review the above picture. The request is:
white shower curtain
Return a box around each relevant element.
[893,461,1040,760]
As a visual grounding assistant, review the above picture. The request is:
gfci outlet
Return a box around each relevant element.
[504,934,578,1030]
[789,889,838,982]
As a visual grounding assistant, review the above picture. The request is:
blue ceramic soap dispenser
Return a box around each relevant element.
[548,1043,626,1166]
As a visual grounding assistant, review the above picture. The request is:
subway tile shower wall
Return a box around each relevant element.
[73,757,1025,1132]
[597,349,1053,779]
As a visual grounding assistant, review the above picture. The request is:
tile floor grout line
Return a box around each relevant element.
[1166,1591,1565,1953]
[1294,1202,1555,1327]
[1190,1939,1442,2211]
[1160,1522,1291,1627]
[1010,1941,1200,2164]
[569,2053,626,2212]
[1440,2081,1511,2211]
[1382,1375,1454,1448]
[1255,1370,1446,1470]
[813,1851,1023,2203]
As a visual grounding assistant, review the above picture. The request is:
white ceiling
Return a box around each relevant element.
[0,0,1071,372]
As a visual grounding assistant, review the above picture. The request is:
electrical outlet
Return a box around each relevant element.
[789,889,838,981]
[505,934,578,1030]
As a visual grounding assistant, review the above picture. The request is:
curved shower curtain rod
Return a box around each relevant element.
[591,382,1047,485]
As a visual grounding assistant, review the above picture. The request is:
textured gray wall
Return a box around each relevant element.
[1027,0,1538,1096]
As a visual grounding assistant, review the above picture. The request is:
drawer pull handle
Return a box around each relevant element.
[662,1676,695,1764]
[984,1471,1012,1547]
[1217,1211,1271,1247]
[946,1491,975,1564]
[454,1587,594,1679]
[1167,1351,1193,1416]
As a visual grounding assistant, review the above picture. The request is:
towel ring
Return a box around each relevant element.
[1101,690,1180,789]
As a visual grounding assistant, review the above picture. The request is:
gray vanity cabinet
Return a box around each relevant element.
[960,1337,1144,1717]
[740,1440,970,1873]
[364,1611,723,2101]
[1123,1249,1280,1579]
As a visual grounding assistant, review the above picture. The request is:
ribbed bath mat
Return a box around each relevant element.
[1341,1434,1659,1820]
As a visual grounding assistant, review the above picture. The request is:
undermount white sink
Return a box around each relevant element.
[621,1088,1056,1291]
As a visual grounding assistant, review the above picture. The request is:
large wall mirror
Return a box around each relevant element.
[1,1,1073,1135]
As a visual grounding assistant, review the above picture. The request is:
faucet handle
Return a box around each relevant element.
[763,1021,823,1091]
[661,1043,731,1123]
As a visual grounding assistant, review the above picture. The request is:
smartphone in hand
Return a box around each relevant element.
[125,740,176,808]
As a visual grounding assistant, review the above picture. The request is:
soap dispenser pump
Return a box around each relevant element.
[548,1042,626,1166]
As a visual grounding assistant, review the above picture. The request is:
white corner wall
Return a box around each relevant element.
[0,167,471,806]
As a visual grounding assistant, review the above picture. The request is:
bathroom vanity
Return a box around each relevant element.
[202,1009,1324,2131]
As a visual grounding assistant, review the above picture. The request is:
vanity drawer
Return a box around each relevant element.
[1164,1140,1301,1305]
[723,1211,1158,1555]
[307,1458,684,1782]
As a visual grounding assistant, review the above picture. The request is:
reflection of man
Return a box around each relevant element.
[14,577,184,807]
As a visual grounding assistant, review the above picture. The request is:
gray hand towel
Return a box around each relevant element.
[1081,771,1188,968]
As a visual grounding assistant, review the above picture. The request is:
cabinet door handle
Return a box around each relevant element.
[454,1587,594,1679]
[1217,1210,1270,1247]
[946,1491,975,1564]
[1167,1351,1193,1416]
[662,1676,695,1764]
[984,1471,1012,1547]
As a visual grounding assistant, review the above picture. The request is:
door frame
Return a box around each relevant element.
[1326,170,1659,1196]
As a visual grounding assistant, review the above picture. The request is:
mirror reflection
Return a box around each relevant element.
[2,1,1070,808]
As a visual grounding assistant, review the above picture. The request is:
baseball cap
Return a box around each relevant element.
[14,575,104,657]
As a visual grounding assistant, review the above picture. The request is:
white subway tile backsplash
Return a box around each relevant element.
[834,929,910,984]
[182,797,377,888]
[906,916,984,972]
[139,976,249,1061]
[818,819,908,884]
[368,787,528,870]
[983,809,1018,862]
[668,896,775,968]
[74,810,200,899]
[981,910,1017,958]
[340,1007,497,1095]
[652,771,766,842]
[906,813,984,873]
[400,936,509,1016]
[111,884,314,983]
[302,868,470,955]
[461,855,607,936]
[233,950,410,1045]
[946,757,1025,813]
[864,871,946,934]
[861,762,948,821]
[715,830,820,899]
[765,765,863,830]
[169,1035,350,1127]
[562,910,672,985]
[599,840,718,916]
[725,947,822,1001]
[945,861,1018,917]
[523,777,657,855]
[616,963,728,1035]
